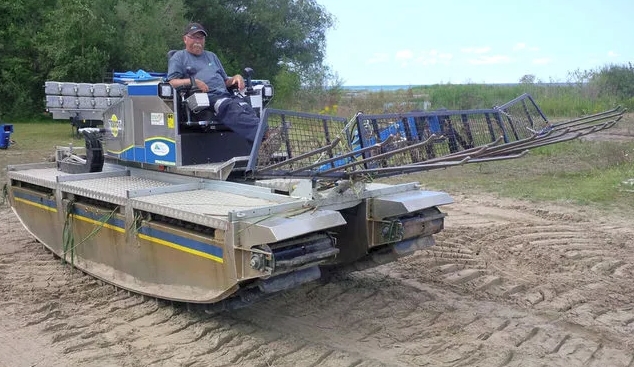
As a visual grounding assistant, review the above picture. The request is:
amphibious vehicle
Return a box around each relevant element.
[5,68,624,306]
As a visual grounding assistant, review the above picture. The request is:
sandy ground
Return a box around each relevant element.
[1,189,633,367]
[1,114,633,366]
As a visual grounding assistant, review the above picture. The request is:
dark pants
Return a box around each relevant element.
[209,94,260,143]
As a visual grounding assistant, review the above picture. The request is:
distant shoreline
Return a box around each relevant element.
[341,82,571,92]
[342,85,412,92]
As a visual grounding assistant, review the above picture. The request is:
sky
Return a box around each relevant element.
[316,0,633,86]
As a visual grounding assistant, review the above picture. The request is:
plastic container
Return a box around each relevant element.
[0,124,14,149]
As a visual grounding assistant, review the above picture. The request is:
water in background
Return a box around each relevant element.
[342,85,414,92]
[342,83,568,92]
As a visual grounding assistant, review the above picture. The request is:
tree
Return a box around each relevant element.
[184,0,334,84]
[37,0,119,83]
[590,63,634,100]
[112,0,187,72]
[0,0,335,119]
[519,74,536,84]
[0,0,56,119]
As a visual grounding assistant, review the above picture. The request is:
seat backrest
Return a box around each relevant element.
[167,49,178,61]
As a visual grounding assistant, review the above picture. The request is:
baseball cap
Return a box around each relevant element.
[184,22,208,37]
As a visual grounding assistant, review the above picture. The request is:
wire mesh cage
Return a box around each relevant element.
[248,94,625,181]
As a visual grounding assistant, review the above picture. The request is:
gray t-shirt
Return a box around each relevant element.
[167,50,229,97]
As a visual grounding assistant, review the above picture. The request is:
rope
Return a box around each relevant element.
[62,200,119,268]
[62,200,76,266]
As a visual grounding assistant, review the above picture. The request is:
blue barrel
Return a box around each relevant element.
[0,124,13,149]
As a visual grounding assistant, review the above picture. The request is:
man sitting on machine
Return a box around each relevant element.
[167,22,260,143]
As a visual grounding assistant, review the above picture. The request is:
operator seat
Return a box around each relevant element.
[165,50,253,164]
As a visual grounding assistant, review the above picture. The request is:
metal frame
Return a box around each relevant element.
[245,94,625,181]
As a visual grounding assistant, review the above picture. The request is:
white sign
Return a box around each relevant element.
[150,141,170,156]
[150,113,165,126]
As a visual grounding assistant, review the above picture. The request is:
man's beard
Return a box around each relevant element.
[192,43,204,54]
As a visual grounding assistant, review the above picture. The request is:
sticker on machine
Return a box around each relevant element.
[150,141,170,156]
[150,113,165,126]
[108,114,123,137]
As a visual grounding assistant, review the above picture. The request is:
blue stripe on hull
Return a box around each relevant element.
[11,192,223,263]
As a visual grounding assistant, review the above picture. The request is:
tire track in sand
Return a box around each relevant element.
[2,199,634,366]
[398,196,634,358]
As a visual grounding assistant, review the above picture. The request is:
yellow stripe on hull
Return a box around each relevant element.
[14,197,58,213]
[138,233,224,264]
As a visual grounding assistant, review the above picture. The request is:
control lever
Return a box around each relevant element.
[185,67,199,92]
[244,67,255,95]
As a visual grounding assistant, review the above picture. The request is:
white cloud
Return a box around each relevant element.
[438,52,453,61]
[413,50,453,66]
[367,53,389,64]
[513,42,539,52]
[395,49,414,67]
[468,55,511,65]
[532,57,551,65]
[608,51,619,57]
[461,46,491,54]
[395,49,414,61]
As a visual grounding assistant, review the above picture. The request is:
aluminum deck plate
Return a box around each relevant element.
[8,164,297,229]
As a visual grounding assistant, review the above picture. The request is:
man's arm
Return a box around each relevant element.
[168,77,209,92]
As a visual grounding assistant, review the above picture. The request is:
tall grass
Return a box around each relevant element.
[335,83,625,119]
[386,139,634,211]
[276,62,634,120]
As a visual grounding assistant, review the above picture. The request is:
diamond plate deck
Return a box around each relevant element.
[132,189,275,217]
[8,164,299,229]
[8,167,71,189]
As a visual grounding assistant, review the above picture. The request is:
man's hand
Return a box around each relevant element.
[227,74,245,90]
[194,78,209,92]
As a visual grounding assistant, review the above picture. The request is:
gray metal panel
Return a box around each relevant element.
[77,83,95,97]
[46,96,64,108]
[48,109,104,121]
[133,96,176,144]
[108,83,126,97]
[94,97,121,110]
[58,175,174,206]
[44,81,62,95]
[237,209,346,246]
[78,97,95,109]
[128,187,286,230]
[169,161,237,181]
[62,96,79,108]
[92,83,109,97]
[303,182,422,212]
[255,179,305,193]
[7,167,65,189]
[60,82,78,96]
[370,190,454,219]
[55,169,130,183]
[102,99,131,155]
[7,162,57,171]
[130,199,229,230]
[202,181,293,202]
[126,182,201,198]
[132,189,276,217]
